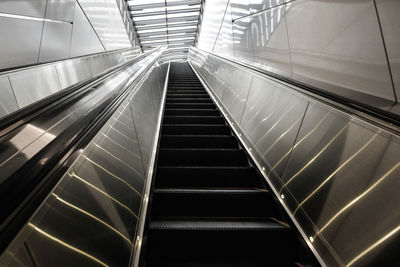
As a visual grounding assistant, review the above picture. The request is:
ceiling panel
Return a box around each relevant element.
[126,0,204,58]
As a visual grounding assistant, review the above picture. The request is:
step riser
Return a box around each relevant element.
[165,104,216,109]
[157,149,249,167]
[163,116,225,125]
[164,109,220,116]
[162,125,231,135]
[160,136,237,149]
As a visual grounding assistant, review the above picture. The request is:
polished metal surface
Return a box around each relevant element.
[0,51,167,267]
[285,0,394,103]
[0,0,47,18]
[0,76,18,118]
[9,65,61,108]
[189,46,400,266]
[39,21,73,62]
[376,0,400,101]
[197,0,400,115]
[70,4,105,57]
[45,0,76,22]
[78,0,132,50]
[0,16,42,70]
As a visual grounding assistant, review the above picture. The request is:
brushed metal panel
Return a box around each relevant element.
[9,65,61,108]
[197,0,229,52]
[232,18,254,63]
[0,99,147,267]
[285,0,395,103]
[281,100,400,266]
[241,75,308,181]
[45,0,76,21]
[375,0,400,102]
[55,58,93,88]
[78,0,131,50]
[39,21,72,62]
[0,76,18,117]
[0,0,47,18]
[230,0,250,20]
[70,4,105,58]
[221,66,253,122]
[251,6,292,75]
[130,74,156,173]
[0,17,42,70]
[213,3,234,58]
[249,0,282,11]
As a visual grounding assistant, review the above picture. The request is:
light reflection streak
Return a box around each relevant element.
[94,144,143,177]
[268,110,331,176]
[109,126,137,142]
[52,193,133,245]
[100,132,140,159]
[346,224,400,266]
[82,155,143,197]
[314,162,400,238]
[27,223,109,267]
[70,171,138,219]
[279,123,350,193]
[293,133,379,214]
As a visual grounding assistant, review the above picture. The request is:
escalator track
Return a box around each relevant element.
[142,63,317,266]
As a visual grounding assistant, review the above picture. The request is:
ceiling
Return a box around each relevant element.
[126,0,203,60]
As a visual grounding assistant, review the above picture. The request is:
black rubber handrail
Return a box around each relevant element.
[0,49,163,254]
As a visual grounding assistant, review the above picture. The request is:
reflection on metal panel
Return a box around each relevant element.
[285,0,394,102]
[189,46,400,266]
[39,22,73,62]
[232,17,253,62]
[376,0,400,102]
[70,4,105,57]
[0,0,47,18]
[9,65,61,108]
[55,58,93,88]
[213,3,234,58]
[198,0,229,52]
[0,58,167,267]
[0,16,42,70]
[250,6,291,75]
[0,76,18,117]
[241,75,308,181]
[78,0,132,50]
[45,0,76,22]
[221,65,253,122]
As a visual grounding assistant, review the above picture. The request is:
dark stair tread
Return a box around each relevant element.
[157,148,249,167]
[149,219,288,231]
[164,109,220,116]
[160,135,237,148]
[162,124,231,135]
[155,166,262,188]
[163,116,225,125]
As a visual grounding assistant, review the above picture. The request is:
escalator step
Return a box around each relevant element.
[150,189,279,218]
[157,148,249,166]
[166,90,207,94]
[162,125,231,135]
[160,135,238,149]
[166,98,213,103]
[167,94,209,98]
[164,109,220,116]
[155,166,261,188]
[163,116,225,125]
[165,103,215,109]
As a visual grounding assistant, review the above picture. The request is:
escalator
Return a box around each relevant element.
[141,63,317,266]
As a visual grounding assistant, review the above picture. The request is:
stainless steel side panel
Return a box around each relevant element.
[189,46,400,266]
[0,76,18,117]
[55,58,93,89]
[285,0,395,103]
[9,65,61,108]
[375,0,400,102]
[250,6,292,76]
[0,16,42,70]
[240,75,308,183]
[0,58,168,267]
[39,21,73,62]
[70,4,105,58]
[0,0,47,18]
[213,4,234,58]
[45,0,76,21]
